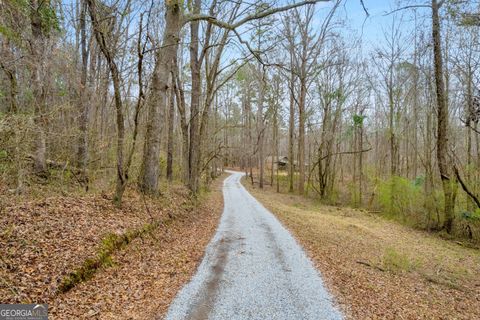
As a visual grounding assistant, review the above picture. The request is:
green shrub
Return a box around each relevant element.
[377,176,425,225]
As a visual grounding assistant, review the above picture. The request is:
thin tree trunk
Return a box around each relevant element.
[173,60,190,184]
[77,0,89,186]
[87,0,129,205]
[0,40,18,114]
[288,63,295,193]
[359,117,364,207]
[297,79,306,194]
[257,77,265,189]
[425,96,437,228]
[466,72,474,211]
[412,18,419,179]
[166,79,175,181]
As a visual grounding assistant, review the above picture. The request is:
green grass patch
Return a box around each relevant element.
[382,247,418,273]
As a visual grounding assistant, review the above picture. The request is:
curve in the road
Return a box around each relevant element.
[164,171,343,320]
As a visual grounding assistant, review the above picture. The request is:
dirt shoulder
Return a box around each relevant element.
[243,179,480,320]
[1,176,225,319]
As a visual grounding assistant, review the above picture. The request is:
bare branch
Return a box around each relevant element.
[184,1,330,29]
[320,147,372,161]
[384,5,431,16]
[360,0,369,16]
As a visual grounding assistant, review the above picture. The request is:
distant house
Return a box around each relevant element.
[265,155,289,171]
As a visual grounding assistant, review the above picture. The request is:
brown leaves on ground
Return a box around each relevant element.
[245,180,480,320]
[0,177,224,319]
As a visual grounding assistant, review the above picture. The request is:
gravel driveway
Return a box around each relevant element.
[164,171,343,320]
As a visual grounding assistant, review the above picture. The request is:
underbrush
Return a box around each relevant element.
[376,176,480,243]
[245,181,480,319]
[251,171,480,243]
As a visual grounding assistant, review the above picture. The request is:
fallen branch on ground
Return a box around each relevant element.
[356,260,386,272]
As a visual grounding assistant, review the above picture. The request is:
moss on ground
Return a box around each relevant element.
[58,220,163,293]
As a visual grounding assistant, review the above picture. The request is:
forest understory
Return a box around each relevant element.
[1,0,480,318]
[244,176,480,320]
[0,174,224,319]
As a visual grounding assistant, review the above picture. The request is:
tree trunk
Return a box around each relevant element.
[424,96,438,228]
[297,79,306,194]
[247,90,254,185]
[257,76,265,189]
[77,0,89,186]
[388,80,397,177]
[352,100,359,207]
[166,80,175,181]
[188,0,202,194]
[466,72,474,211]
[388,70,397,213]
[271,97,277,189]
[173,60,190,184]
[30,0,49,178]
[288,63,295,193]
[358,116,364,207]
[412,22,419,179]
[140,1,182,194]
[86,0,129,205]
[0,40,18,114]
[432,0,456,233]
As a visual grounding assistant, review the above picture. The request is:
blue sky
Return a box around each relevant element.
[339,0,425,50]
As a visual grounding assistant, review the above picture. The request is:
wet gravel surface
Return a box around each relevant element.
[164,171,343,320]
